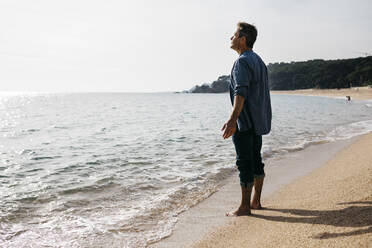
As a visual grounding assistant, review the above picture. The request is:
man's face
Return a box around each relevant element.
[230,29,244,51]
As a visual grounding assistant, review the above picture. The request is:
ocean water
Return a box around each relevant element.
[0,92,371,247]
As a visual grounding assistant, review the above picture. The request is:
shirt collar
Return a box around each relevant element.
[242,50,253,56]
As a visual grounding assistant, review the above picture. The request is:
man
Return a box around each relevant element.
[221,22,272,216]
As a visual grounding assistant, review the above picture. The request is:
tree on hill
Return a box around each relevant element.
[188,56,372,93]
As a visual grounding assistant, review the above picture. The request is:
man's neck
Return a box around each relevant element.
[237,47,252,55]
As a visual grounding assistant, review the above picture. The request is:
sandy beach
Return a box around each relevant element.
[271,86,372,100]
[151,132,372,248]
[192,132,372,248]
[149,89,372,248]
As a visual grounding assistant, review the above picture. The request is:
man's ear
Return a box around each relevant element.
[240,36,246,46]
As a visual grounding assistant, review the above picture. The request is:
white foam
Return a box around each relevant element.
[327,119,372,141]
[262,119,372,158]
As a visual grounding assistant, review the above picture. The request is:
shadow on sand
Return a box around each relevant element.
[251,200,372,239]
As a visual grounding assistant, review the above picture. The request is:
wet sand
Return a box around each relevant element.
[271,86,372,100]
[151,132,372,247]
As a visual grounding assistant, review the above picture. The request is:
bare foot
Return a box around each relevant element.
[250,202,263,210]
[226,206,251,217]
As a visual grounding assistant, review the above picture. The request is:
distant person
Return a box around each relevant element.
[346,96,351,101]
[221,22,272,216]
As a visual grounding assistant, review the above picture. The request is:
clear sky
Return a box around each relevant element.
[0,0,371,92]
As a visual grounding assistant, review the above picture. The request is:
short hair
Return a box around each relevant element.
[237,22,257,48]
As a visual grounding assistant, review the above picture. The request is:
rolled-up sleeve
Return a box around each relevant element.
[232,59,251,98]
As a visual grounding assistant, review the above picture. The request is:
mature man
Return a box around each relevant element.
[221,22,272,216]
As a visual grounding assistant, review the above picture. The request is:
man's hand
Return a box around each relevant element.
[222,94,244,139]
[221,118,237,139]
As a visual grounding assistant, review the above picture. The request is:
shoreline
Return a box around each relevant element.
[271,86,372,100]
[151,133,369,248]
[192,131,372,248]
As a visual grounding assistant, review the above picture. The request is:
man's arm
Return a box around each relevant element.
[221,94,245,139]
[222,58,250,139]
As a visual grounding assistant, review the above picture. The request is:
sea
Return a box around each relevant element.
[1,92,372,247]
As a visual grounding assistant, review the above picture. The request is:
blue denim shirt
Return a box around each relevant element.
[229,50,272,135]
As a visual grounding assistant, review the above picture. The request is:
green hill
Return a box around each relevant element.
[188,56,372,93]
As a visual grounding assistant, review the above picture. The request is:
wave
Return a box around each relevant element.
[58,181,120,196]
[263,119,372,159]
[327,119,372,141]
[30,156,62,161]
[95,166,236,248]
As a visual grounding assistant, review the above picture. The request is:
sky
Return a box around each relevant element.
[0,0,371,92]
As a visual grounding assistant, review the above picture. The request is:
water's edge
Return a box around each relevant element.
[150,133,363,248]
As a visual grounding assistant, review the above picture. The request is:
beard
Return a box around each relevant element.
[230,43,237,50]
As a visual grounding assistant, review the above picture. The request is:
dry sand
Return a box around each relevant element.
[193,132,372,248]
[272,86,372,100]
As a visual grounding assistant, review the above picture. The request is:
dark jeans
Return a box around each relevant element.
[232,129,265,187]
